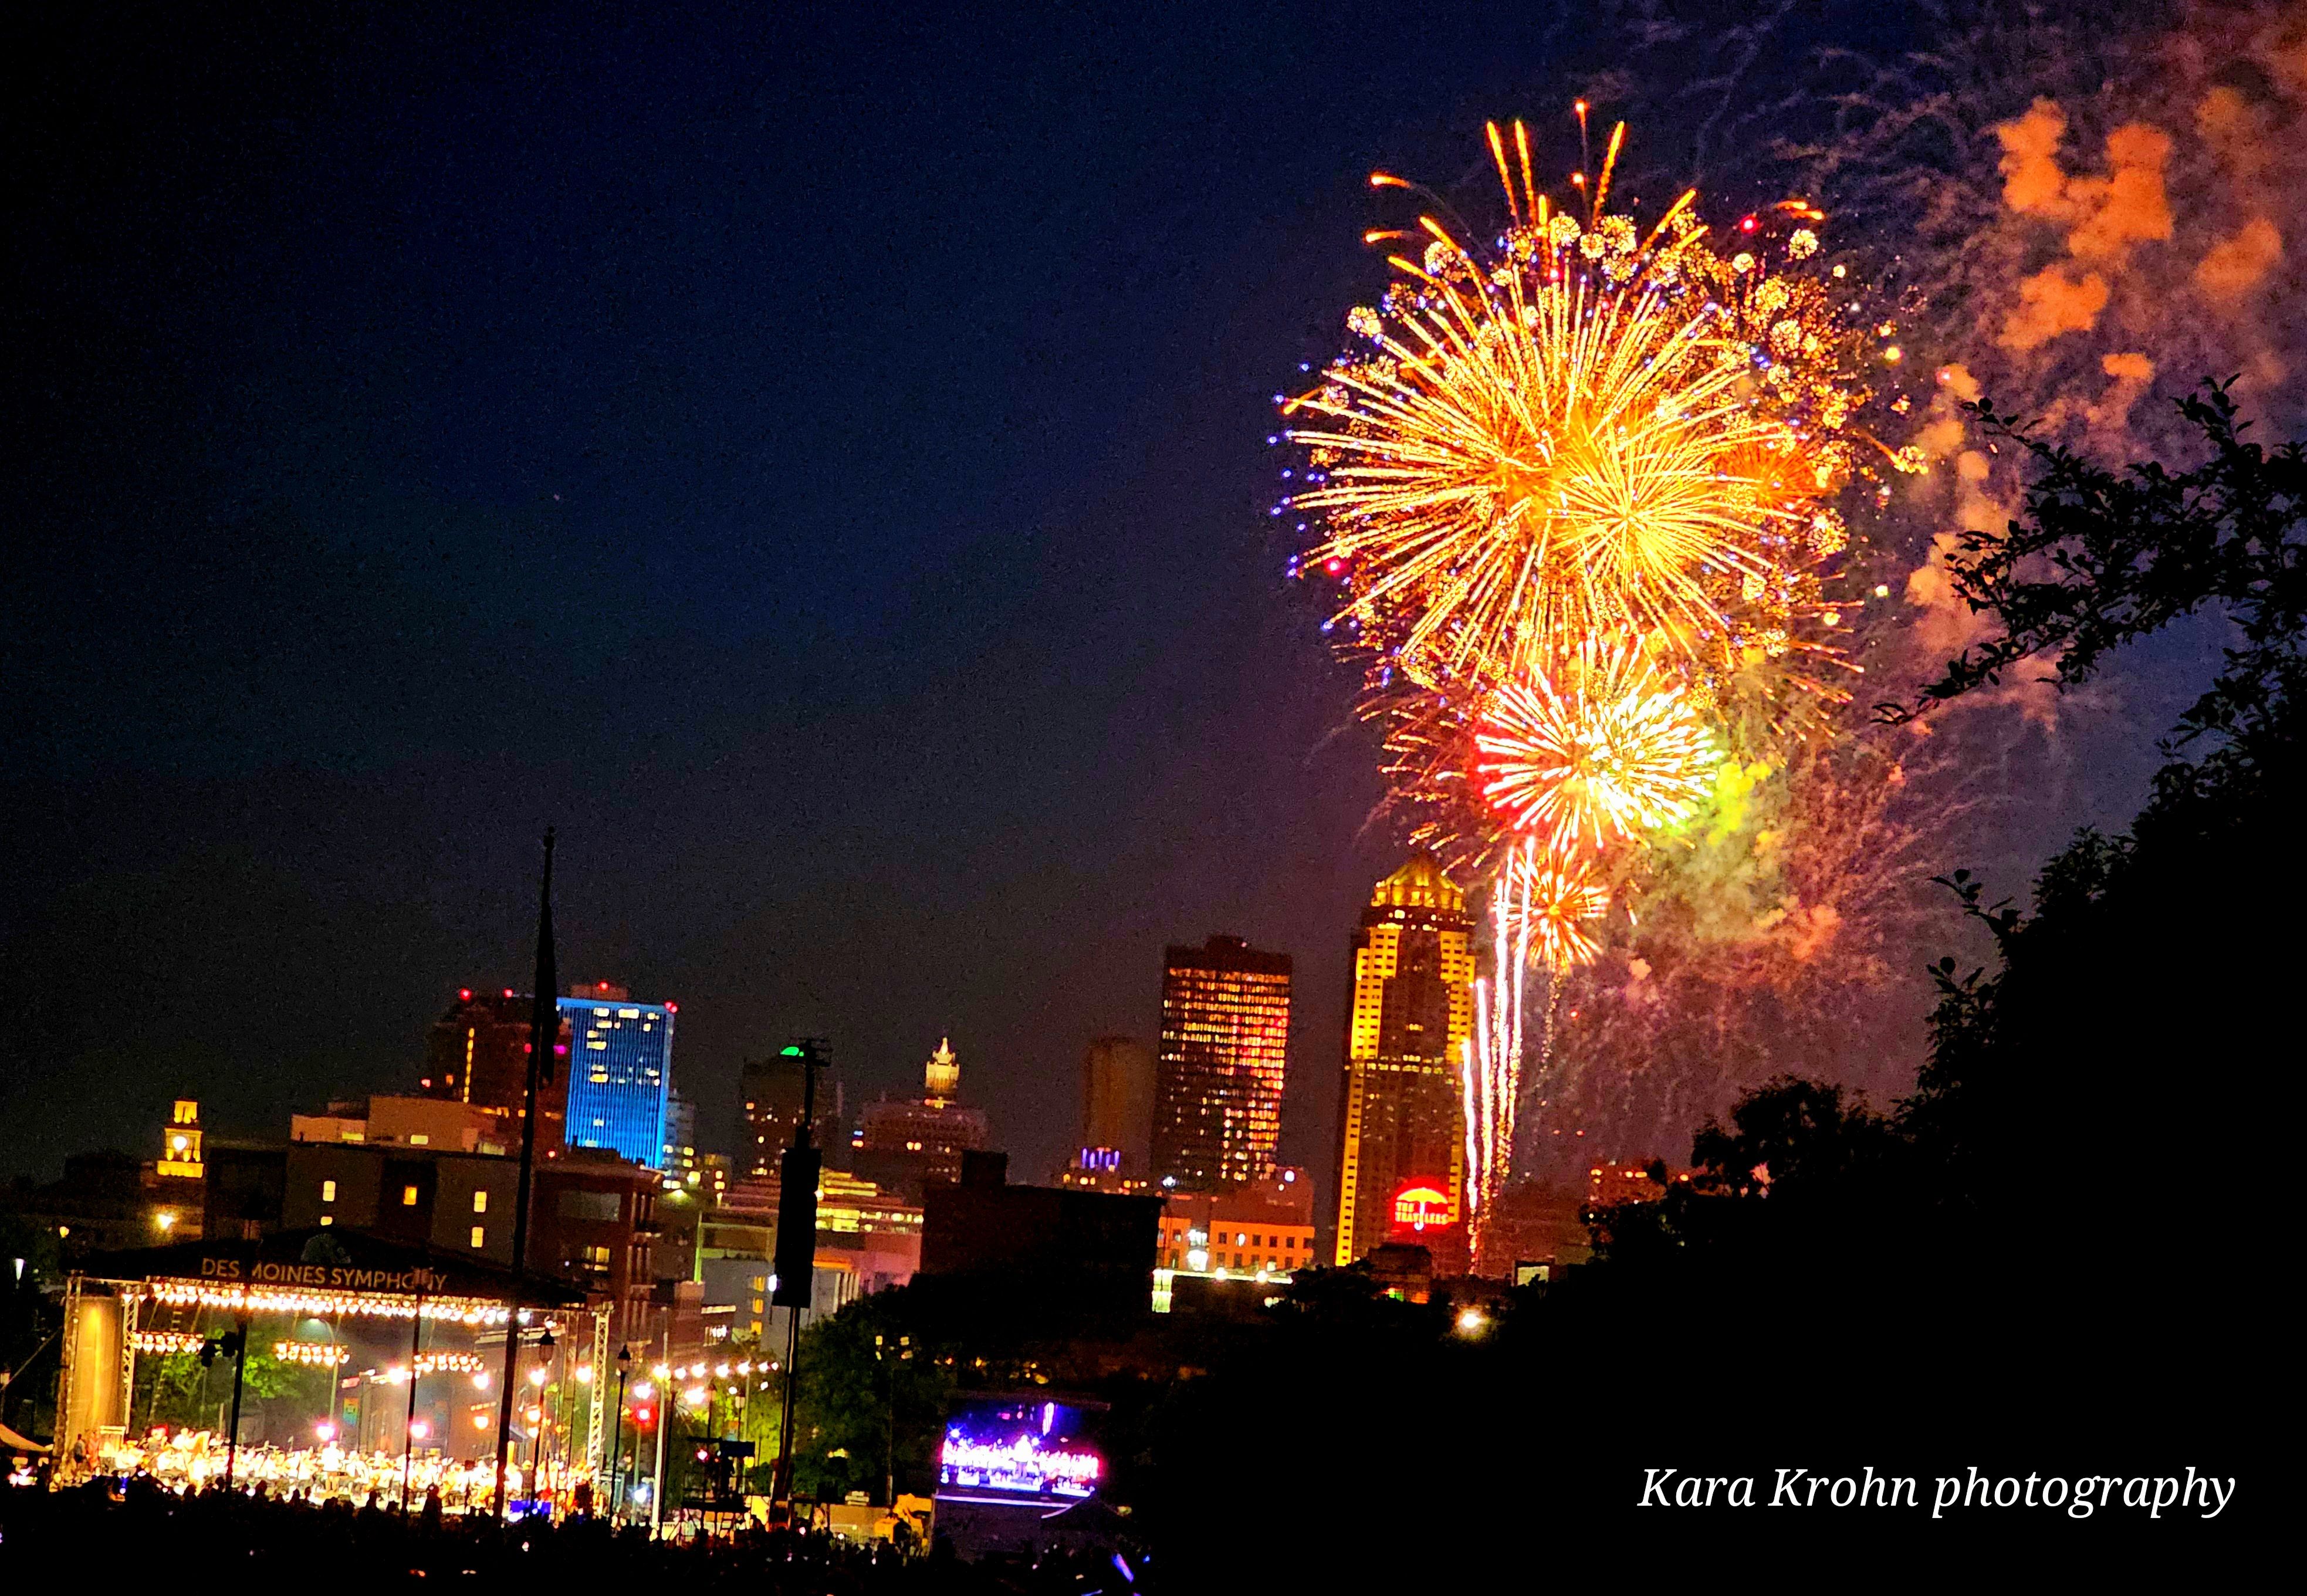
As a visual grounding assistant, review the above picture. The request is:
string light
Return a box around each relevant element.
[147,1281,513,1325]
[129,1330,206,1355]
[273,1341,350,1367]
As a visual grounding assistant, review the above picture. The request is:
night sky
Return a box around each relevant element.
[1,4,2187,1187]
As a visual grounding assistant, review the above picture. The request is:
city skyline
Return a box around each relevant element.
[3,5,2186,1208]
[0,1,2277,1566]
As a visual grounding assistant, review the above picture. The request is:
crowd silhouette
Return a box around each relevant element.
[0,1476,1148,1591]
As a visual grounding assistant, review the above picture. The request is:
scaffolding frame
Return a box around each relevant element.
[586,1306,612,1477]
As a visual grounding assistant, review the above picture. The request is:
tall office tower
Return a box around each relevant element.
[421,988,571,1142]
[1056,1034,1156,1189]
[740,1047,845,1178]
[1331,858,1474,1266]
[1152,936,1293,1191]
[559,980,677,1169]
[1081,1035,1156,1169]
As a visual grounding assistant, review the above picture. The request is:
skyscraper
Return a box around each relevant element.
[420,988,571,1145]
[1055,1034,1155,1191]
[1331,858,1474,1266]
[559,981,677,1169]
[1152,936,1292,1191]
[1081,1034,1155,1172]
[740,1047,844,1178]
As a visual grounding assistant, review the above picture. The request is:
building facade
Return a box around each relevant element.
[849,1039,990,1203]
[558,983,676,1169]
[290,1094,510,1154]
[662,1086,698,1186]
[418,988,571,1148]
[208,1138,662,1340]
[919,1152,1160,1321]
[703,1166,922,1343]
[1081,1034,1155,1174]
[1152,936,1292,1192]
[740,1047,844,1178]
[1155,1165,1315,1278]
[1331,858,1474,1267]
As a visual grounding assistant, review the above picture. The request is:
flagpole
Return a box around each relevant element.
[493,828,557,1517]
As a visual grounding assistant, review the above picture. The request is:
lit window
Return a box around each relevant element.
[321,1181,337,1203]
[471,1226,486,1248]
[472,1191,488,1214]
[319,1215,334,1227]
[402,1185,420,1206]
[408,1134,430,1146]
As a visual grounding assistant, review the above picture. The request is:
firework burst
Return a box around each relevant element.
[1500,837,1613,973]
[1286,120,1868,703]
[1476,635,1720,849]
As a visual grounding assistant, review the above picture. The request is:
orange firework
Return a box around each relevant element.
[1286,121,1866,701]
[1476,635,1719,849]
[1500,840,1612,972]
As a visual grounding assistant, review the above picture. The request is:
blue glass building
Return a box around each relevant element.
[559,995,675,1168]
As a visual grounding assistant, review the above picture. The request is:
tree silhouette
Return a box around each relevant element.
[1892,379,2306,756]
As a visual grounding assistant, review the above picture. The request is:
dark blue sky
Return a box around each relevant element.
[1,2,2177,1186]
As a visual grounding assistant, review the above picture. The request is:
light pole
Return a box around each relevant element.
[872,1333,912,1509]
[400,1286,425,1507]
[648,1324,671,1536]
[525,1328,554,1507]
[606,1345,631,1518]
[769,1040,828,1513]
[492,829,557,1519]
[215,1315,250,1489]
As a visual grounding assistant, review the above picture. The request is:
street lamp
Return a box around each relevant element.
[607,1346,632,1517]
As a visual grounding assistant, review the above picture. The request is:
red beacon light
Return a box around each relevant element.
[503,988,516,999]
[459,989,472,1002]
[1740,215,1758,232]
[665,1002,678,1013]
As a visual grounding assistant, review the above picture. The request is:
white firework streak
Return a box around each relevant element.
[1464,838,1537,1253]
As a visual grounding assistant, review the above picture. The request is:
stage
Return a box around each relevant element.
[54,1228,607,1510]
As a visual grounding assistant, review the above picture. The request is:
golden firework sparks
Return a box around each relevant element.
[1501,838,1613,973]
[1286,122,1866,702]
[1476,635,1719,850]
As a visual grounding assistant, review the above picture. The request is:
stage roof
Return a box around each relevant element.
[75,1228,591,1311]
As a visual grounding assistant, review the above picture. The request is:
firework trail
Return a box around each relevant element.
[1284,114,1899,1261]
